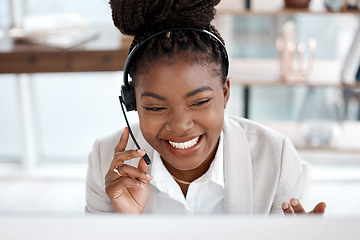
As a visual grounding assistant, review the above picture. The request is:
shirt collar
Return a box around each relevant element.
[198,131,224,188]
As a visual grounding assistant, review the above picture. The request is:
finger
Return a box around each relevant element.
[109,149,146,172]
[138,155,150,174]
[114,127,130,155]
[137,157,152,186]
[309,202,327,214]
[282,202,294,214]
[289,198,306,214]
[105,177,148,197]
[107,164,152,183]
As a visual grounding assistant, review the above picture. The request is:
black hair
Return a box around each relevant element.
[109,0,228,84]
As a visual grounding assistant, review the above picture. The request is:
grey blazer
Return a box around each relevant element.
[86,115,303,214]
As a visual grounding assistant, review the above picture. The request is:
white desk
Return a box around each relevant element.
[0,215,359,240]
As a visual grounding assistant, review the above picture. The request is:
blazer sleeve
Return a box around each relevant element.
[270,137,303,214]
[85,138,115,213]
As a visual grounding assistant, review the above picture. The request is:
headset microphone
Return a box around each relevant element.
[119,96,151,165]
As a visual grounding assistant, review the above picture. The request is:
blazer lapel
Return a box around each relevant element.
[223,116,254,214]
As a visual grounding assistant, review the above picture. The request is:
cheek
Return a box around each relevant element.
[206,112,224,136]
[138,112,162,141]
[201,101,225,128]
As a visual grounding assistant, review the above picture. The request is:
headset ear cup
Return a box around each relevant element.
[121,85,137,111]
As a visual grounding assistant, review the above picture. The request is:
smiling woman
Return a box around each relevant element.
[136,59,228,178]
[85,0,326,215]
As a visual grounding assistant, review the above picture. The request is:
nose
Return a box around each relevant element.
[165,108,194,134]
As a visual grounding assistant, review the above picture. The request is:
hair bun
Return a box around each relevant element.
[110,0,221,36]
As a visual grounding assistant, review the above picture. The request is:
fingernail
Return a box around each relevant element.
[140,183,148,189]
[290,199,299,206]
[137,149,145,154]
[146,173,152,180]
[282,202,289,209]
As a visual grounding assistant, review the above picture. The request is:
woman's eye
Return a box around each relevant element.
[144,107,166,112]
[191,99,210,107]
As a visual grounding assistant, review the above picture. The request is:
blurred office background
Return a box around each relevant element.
[0,0,360,215]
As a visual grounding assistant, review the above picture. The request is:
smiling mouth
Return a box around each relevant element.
[167,136,201,150]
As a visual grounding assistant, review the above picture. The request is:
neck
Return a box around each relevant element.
[162,159,208,184]
[171,174,192,185]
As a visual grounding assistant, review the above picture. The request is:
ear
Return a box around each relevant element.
[223,78,230,109]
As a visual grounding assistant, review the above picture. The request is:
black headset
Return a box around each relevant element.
[119,27,229,165]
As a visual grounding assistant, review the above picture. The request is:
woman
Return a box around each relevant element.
[86,0,326,215]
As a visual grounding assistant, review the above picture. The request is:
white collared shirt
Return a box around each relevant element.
[147,132,225,214]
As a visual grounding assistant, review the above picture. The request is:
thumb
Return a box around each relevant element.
[310,202,327,214]
[313,202,327,214]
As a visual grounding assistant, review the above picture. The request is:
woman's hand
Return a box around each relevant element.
[282,198,326,215]
[105,127,152,214]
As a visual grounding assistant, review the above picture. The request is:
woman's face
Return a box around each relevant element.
[135,57,230,171]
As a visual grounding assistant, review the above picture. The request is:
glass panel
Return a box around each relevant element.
[295,14,359,60]
[227,15,359,120]
[225,86,244,117]
[230,15,358,59]
[230,16,281,58]
[33,71,138,162]
[0,74,22,162]
[250,86,298,121]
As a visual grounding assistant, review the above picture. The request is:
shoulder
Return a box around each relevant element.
[223,115,302,213]
[223,114,298,166]
[224,114,286,143]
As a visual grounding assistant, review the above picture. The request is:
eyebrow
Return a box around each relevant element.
[141,92,167,101]
[185,86,213,98]
[141,86,214,100]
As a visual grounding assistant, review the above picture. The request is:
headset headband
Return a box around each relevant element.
[122,27,229,87]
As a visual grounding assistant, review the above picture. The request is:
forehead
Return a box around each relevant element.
[135,58,223,93]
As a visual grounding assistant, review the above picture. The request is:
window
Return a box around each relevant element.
[0,0,126,164]
[0,0,10,28]
[0,74,22,162]
[33,72,136,163]
[26,0,113,24]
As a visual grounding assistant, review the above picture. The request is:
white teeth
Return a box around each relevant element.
[168,136,200,149]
